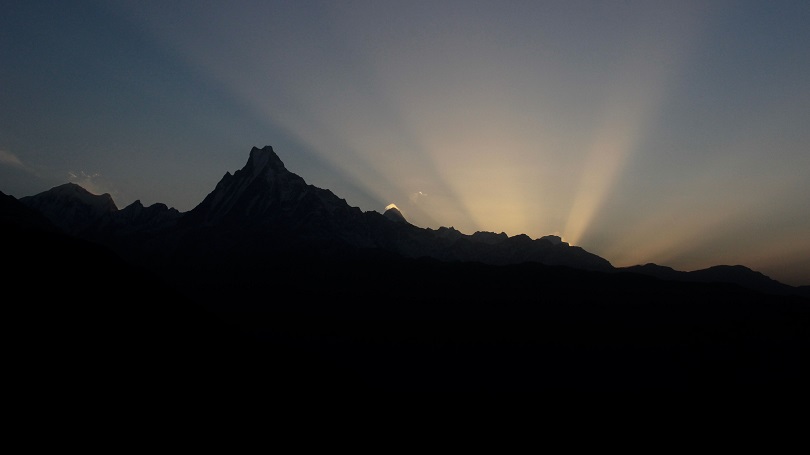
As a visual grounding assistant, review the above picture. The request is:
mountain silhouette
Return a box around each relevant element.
[3,189,315,413]
[620,263,806,297]
[383,205,408,224]
[16,145,807,297]
[19,182,116,235]
[3,145,810,399]
[20,145,614,272]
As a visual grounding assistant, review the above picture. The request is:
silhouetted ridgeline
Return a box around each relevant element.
[3,145,809,403]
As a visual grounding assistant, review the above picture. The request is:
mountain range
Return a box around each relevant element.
[13,145,809,298]
[3,145,809,401]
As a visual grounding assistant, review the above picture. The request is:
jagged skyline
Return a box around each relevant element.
[13,145,807,296]
[2,1,809,285]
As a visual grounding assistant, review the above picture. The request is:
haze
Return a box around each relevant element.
[2,1,809,286]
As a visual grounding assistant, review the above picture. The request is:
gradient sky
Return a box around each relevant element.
[2,0,809,286]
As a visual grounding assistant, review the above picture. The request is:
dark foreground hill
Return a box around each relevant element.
[5,211,809,405]
[2,191,353,414]
[4,146,810,407]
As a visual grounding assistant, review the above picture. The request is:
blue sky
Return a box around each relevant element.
[2,0,809,285]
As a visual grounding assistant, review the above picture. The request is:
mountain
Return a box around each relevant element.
[1,190,357,414]
[15,145,807,294]
[184,146,613,270]
[620,263,810,298]
[182,146,362,230]
[24,145,610,272]
[1,189,59,233]
[383,205,408,224]
[5,145,809,398]
[19,182,116,235]
[18,183,181,238]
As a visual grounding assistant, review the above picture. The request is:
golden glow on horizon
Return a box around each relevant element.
[0,150,24,168]
[563,123,637,246]
[126,1,698,245]
[111,3,810,285]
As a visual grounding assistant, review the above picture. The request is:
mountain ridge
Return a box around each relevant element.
[12,145,807,296]
[3,146,809,396]
[18,145,613,272]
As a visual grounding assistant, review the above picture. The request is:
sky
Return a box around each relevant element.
[2,0,809,286]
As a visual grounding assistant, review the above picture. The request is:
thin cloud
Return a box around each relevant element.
[0,150,25,169]
[409,191,428,205]
[68,170,110,197]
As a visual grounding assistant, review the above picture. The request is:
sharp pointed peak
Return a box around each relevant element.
[247,145,286,174]
[384,204,408,224]
[250,145,275,155]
